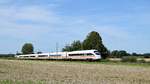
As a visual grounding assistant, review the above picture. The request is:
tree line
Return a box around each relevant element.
[110,50,150,58]
[19,31,150,59]
[20,31,109,59]
[0,54,14,57]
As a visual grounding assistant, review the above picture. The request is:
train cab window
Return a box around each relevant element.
[94,51,100,55]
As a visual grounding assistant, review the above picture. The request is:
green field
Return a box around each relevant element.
[0,59,150,84]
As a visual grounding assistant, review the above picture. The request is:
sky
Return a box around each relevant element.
[0,0,150,54]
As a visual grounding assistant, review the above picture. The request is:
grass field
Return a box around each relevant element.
[0,59,150,84]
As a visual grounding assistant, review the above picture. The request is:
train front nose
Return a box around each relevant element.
[96,55,101,59]
[94,51,101,59]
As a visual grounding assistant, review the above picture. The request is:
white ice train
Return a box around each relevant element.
[15,50,101,60]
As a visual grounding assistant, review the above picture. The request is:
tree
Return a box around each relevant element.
[118,50,128,57]
[111,50,129,58]
[21,43,34,54]
[71,40,82,51]
[143,53,150,58]
[62,40,82,51]
[111,50,119,57]
[62,45,73,51]
[82,31,109,59]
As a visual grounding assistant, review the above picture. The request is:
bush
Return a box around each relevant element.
[121,56,137,63]
[100,59,109,62]
[144,56,150,58]
[138,59,146,63]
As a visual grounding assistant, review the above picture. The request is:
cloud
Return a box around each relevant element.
[15,6,60,23]
[0,4,62,39]
[96,26,131,39]
[0,5,60,23]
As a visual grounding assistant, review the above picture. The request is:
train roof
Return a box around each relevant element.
[16,50,99,56]
[68,50,98,53]
[16,53,49,56]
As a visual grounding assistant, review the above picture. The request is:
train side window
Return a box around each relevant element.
[49,54,61,56]
[30,56,35,57]
[87,53,94,56]
[38,55,48,57]
[69,53,84,56]
[79,54,84,56]
[68,54,75,56]
[24,56,29,57]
